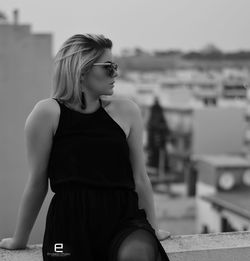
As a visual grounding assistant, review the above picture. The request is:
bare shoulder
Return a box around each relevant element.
[23,98,59,188]
[102,95,140,115]
[101,96,140,138]
[28,98,59,114]
[113,97,142,126]
[25,98,60,135]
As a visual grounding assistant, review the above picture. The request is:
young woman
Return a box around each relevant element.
[0,33,171,260]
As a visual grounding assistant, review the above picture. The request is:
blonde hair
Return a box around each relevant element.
[49,33,113,108]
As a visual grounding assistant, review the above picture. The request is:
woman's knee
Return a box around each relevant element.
[116,229,158,261]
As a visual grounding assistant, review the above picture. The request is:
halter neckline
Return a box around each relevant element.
[62,98,103,116]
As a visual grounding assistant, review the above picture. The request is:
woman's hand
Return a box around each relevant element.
[155,228,171,241]
[0,237,27,250]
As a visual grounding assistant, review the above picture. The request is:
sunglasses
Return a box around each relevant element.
[92,62,118,77]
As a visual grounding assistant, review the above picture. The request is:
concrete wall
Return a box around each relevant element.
[0,23,54,244]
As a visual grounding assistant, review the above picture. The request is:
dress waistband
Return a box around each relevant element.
[52,181,136,193]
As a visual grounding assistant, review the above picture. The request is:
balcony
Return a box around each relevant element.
[1,231,250,260]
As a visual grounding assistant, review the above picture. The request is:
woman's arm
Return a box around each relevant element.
[135,177,159,231]
[0,99,56,249]
[12,177,48,247]
[125,99,159,231]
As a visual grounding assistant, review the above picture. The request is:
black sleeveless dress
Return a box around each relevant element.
[42,97,170,261]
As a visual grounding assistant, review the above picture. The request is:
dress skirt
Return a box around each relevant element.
[42,182,170,261]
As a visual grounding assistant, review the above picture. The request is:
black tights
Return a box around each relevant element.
[110,228,166,261]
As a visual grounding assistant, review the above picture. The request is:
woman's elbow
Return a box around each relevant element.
[26,174,49,193]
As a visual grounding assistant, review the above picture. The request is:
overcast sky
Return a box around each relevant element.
[1,0,249,56]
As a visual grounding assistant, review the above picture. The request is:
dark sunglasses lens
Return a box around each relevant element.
[104,63,118,77]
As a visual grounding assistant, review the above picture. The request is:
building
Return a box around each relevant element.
[194,154,250,233]
[139,94,246,182]
[0,9,53,243]
[243,88,250,157]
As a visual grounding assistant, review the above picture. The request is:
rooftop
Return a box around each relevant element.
[202,188,250,219]
[194,154,250,168]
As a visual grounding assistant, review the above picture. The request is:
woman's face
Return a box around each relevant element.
[85,48,118,96]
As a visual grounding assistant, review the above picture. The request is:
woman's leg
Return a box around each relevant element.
[109,228,168,261]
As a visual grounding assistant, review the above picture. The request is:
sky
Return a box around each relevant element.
[0,0,249,56]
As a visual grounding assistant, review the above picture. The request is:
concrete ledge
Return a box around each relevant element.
[163,231,250,261]
[1,231,250,260]
[0,244,42,261]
